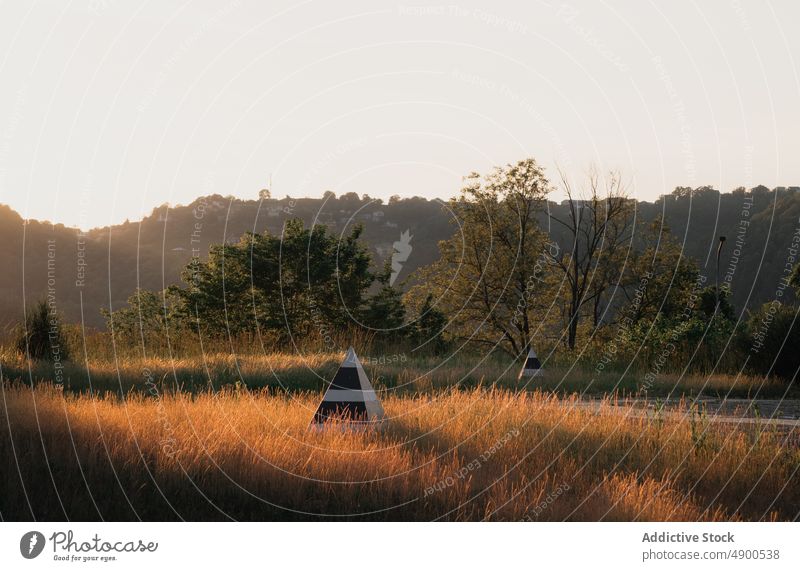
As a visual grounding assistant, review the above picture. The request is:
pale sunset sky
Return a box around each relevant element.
[0,0,798,229]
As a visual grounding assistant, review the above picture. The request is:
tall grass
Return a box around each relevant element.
[0,341,788,399]
[1,382,797,521]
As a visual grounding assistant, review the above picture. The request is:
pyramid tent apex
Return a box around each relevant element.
[343,346,360,367]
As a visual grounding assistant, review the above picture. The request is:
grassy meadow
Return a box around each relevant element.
[0,337,791,399]
[1,344,798,521]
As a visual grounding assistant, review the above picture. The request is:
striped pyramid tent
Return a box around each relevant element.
[311,347,385,426]
[518,346,543,378]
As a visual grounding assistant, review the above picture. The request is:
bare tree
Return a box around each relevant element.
[547,168,634,350]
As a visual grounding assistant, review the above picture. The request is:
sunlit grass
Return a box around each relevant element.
[0,343,789,398]
[1,382,796,521]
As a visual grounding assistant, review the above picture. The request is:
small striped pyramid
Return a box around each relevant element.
[311,347,385,426]
[518,346,543,378]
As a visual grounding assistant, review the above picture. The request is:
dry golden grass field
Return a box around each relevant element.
[0,347,790,398]
[1,353,798,521]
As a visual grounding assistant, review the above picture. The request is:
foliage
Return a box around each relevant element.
[406,158,552,357]
[15,299,70,362]
[790,262,800,292]
[166,219,377,342]
[739,301,800,382]
[697,286,736,321]
[361,260,407,344]
[619,218,701,324]
[11,162,800,386]
[3,185,800,332]
[409,293,448,354]
[101,289,180,345]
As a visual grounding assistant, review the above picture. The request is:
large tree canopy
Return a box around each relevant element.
[169,219,374,342]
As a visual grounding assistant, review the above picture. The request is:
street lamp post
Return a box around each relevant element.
[716,235,727,313]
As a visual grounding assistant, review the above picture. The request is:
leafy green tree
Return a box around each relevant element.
[604,218,710,367]
[102,289,180,343]
[362,260,406,341]
[170,220,375,342]
[620,218,701,325]
[408,158,551,356]
[170,240,256,335]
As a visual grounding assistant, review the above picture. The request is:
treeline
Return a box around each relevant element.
[9,158,800,385]
[3,180,800,332]
[101,219,447,355]
[2,177,800,333]
[97,159,800,383]
[402,159,800,384]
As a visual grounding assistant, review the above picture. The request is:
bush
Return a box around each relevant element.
[15,300,70,362]
[410,294,448,354]
[740,301,800,382]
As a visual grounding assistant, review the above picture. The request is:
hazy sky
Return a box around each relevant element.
[1,0,798,229]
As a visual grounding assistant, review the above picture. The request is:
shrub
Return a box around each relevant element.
[740,301,799,383]
[15,300,70,362]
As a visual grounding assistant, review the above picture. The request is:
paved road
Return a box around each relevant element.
[570,398,800,429]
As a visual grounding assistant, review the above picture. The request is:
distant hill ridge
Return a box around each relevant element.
[0,185,798,329]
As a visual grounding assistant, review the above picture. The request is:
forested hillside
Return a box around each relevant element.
[1,184,798,331]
